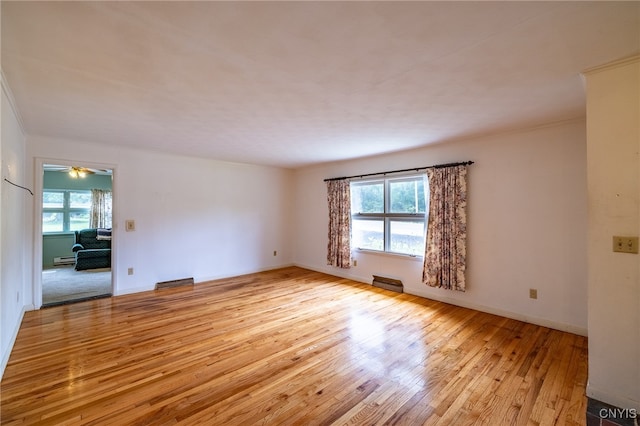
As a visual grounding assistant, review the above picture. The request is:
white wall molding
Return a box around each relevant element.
[405,287,588,337]
[195,263,297,287]
[0,70,26,135]
[294,263,587,337]
[583,54,640,76]
[0,304,29,379]
[587,383,640,412]
[114,264,298,296]
[293,262,371,285]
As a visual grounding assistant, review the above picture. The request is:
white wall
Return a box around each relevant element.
[1,76,29,376]
[293,119,588,335]
[26,136,294,297]
[585,56,639,411]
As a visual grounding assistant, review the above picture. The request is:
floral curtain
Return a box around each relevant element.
[90,189,112,229]
[326,179,352,269]
[422,165,468,291]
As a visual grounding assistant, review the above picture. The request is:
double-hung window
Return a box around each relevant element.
[350,175,428,256]
[42,190,91,233]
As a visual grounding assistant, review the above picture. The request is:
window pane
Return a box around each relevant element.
[389,179,425,213]
[351,182,383,213]
[352,219,384,251]
[42,212,63,233]
[389,220,425,255]
[43,191,64,209]
[70,192,91,208]
[69,211,90,231]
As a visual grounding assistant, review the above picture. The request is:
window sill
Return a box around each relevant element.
[353,248,423,261]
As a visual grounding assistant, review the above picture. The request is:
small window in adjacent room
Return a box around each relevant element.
[350,175,427,256]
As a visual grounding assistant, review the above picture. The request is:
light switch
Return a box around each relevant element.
[125,220,136,232]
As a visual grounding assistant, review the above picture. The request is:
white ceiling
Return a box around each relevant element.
[2,2,639,169]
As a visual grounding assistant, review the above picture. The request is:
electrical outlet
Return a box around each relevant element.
[529,289,538,299]
[353,260,358,267]
[125,220,136,232]
[273,250,277,256]
[128,267,134,275]
[612,236,639,254]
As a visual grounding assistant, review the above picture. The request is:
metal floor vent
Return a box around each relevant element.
[372,275,404,293]
[155,277,194,290]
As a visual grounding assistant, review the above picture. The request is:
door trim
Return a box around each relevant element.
[34,157,117,309]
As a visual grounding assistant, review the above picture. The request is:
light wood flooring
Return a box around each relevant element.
[1,267,588,425]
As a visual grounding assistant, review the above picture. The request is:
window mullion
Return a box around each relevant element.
[64,191,70,231]
[384,179,389,252]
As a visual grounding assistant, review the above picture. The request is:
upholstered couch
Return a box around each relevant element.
[72,228,111,271]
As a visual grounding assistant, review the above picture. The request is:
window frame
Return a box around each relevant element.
[350,174,428,257]
[42,189,92,234]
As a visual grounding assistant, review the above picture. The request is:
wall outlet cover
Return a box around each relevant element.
[612,236,639,254]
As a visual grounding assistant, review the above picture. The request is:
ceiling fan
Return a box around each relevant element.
[44,165,110,178]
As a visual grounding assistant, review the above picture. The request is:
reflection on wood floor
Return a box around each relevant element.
[1,267,587,425]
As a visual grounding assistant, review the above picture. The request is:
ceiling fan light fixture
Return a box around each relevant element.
[68,167,90,178]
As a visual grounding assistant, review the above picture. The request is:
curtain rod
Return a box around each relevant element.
[3,178,34,196]
[323,161,474,182]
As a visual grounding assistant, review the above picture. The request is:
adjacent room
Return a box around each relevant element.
[1,2,638,425]
[41,165,113,306]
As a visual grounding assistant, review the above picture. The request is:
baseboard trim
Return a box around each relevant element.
[406,287,588,337]
[196,263,296,285]
[293,262,371,285]
[292,262,588,337]
[0,304,29,380]
[114,264,298,296]
[588,382,640,412]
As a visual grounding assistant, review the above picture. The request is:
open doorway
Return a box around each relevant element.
[41,164,113,307]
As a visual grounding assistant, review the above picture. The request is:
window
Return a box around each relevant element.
[350,175,428,256]
[42,190,91,233]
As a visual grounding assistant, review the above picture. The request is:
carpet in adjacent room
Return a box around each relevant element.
[42,266,112,305]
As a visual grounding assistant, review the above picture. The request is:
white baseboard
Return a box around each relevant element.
[588,382,640,411]
[113,264,297,296]
[292,262,588,337]
[114,284,154,296]
[293,262,371,285]
[0,304,30,380]
[195,263,296,285]
[406,286,588,337]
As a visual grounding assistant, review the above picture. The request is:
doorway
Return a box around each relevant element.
[40,163,113,307]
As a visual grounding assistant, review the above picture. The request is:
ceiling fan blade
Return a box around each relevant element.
[43,165,70,172]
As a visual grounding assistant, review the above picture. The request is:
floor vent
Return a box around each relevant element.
[53,256,76,266]
[155,277,194,290]
[372,275,404,293]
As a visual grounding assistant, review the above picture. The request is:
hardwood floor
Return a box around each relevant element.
[1,267,588,425]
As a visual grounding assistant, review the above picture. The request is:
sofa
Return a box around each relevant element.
[72,228,111,271]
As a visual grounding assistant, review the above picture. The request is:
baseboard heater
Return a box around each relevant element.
[372,275,403,293]
[53,256,75,266]
[155,277,194,290]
